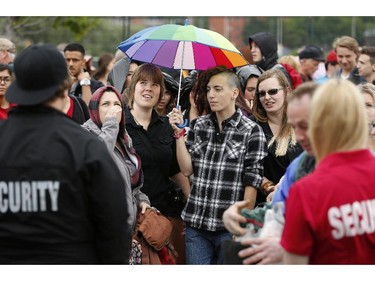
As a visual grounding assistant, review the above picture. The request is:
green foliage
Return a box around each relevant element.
[243,16,375,52]
[52,17,101,40]
[0,16,101,50]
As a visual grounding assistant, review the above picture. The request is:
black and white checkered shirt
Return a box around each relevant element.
[182,108,267,231]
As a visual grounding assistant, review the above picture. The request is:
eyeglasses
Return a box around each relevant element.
[256,88,284,98]
[0,77,11,84]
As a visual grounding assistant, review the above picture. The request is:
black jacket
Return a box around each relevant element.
[335,67,367,85]
[69,94,90,124]
[0,105,131,264]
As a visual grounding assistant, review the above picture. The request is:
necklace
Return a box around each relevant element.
[133,117,141,126]
[132,112,151,130]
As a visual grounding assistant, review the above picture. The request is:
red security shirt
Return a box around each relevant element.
[281,149,375,264]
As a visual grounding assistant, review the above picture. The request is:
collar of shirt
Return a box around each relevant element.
[208,108,242,130]
[124,107,164,128]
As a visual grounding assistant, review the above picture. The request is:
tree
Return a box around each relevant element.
[0,17,101,51]
[243,16,375,54]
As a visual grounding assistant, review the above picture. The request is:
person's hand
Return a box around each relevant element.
[139,201,150,214]
[77,70,90,81]
[266,179,281,202]
[238,237,283,265]
[266,190,275,202]
[222,200,249,236]
[104,105,122,122]
[168,107,184,132]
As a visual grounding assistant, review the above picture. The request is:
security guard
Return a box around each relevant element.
[0,44,131,264]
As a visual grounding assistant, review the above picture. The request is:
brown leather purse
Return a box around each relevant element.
[137,208,173,251]
[133,208,177,264]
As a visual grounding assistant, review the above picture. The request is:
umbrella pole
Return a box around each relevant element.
[176,18,189,108]
[175,41,188,129]
[176,40,186,108]
[176,68,183,108]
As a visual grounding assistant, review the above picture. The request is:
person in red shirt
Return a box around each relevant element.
[0,64,16,119]
[281,78,375,264]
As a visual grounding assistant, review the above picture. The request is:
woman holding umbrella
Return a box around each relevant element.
[124,63,190,264]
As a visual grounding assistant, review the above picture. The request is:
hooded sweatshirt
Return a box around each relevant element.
[82,85,150,231]
[249,32,278,72]
[249,32,301,89]
[236,65,262,93]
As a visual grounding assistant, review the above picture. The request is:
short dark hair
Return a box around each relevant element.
[0,63,12,75]
[360,46,375,65]
[194,66,240,116]
[63,43,85,56]
[127,63,165,108]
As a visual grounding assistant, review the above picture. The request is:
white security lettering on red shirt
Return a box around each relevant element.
[328,199,375,239]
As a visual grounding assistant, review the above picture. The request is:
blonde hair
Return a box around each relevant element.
[332,35,360,57]
[252,68,295,156]
[357,83,375,103]
[309,78,368,163]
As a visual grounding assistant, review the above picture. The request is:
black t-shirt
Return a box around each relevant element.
[124,107,180,216]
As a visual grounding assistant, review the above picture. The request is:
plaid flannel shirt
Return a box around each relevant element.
[182,108,267,231]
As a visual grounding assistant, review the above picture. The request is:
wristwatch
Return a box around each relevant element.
[80,78,91,86]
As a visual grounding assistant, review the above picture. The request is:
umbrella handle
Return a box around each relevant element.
[173,105,188,128]
[176,119,188,128]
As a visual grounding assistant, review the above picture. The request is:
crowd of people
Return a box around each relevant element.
[1,29,375,265]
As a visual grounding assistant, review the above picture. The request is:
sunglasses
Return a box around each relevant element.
[256,88,283,98]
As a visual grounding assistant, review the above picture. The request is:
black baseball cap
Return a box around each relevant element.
[298,45,325,62]
[6,44,68,106]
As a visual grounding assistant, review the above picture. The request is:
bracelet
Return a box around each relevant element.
[174,128,186,139]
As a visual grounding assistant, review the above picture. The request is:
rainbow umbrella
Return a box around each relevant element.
[117,23,248,71]
[117,22,248,126]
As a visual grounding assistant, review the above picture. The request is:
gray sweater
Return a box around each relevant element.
[82,117,150,231]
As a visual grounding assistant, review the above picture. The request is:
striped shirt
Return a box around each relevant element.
[182,108,267,231]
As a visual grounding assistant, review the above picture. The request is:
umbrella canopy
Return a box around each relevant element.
[117,24,248,71]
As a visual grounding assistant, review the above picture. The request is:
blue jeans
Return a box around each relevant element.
[185,225,232,264]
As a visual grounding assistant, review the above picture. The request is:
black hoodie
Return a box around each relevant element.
[249,32,299,88]
[249,32,278,72]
